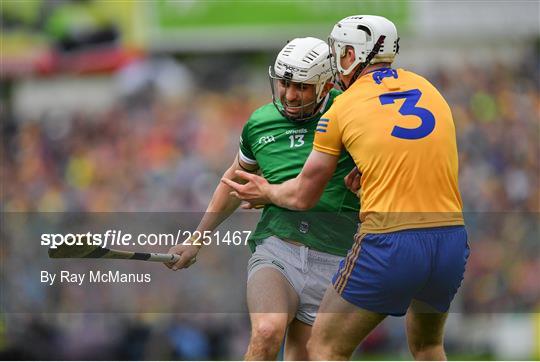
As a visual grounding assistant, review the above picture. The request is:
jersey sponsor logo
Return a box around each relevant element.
[285,128,308,135]
[258,135,276,144]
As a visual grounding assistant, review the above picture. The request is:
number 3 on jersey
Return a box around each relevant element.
[289,135,304,148]
[379,89,435,140]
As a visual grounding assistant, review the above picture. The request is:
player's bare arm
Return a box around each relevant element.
[222,150,338,211]
[165,154,258,270]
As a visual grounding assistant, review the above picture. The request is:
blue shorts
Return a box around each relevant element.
[332,226,469,316]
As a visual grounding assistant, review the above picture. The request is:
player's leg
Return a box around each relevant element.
[308,230,429,360]
[307,285,386,360]
[407,226,469,361]
[406,299,448,360]
[285,246,346,360]
[244,267,299,360]
[284,318,311,360]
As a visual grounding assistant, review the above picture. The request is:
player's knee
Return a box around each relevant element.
[251,319,285,348]
[307,335,345,361]
[408,340,445,360]
[246,321,285,360]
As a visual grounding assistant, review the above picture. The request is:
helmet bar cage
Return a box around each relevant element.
[268,65,325,123]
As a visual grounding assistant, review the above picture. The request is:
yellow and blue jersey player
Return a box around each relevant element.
[224,15,470,361]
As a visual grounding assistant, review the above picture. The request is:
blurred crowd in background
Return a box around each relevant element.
[3,49,539,213]
[1,47,538,359]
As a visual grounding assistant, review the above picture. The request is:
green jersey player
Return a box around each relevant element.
[165,37,359,360]
[239,83,358,257]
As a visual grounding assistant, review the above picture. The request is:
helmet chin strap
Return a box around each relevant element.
[340,35,386,91]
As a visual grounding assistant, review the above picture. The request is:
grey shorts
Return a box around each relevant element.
[247,236,343,325]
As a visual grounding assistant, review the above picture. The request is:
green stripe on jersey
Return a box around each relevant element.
[240,89,359,257]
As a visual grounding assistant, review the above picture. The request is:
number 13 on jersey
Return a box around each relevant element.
[289,134,304,148]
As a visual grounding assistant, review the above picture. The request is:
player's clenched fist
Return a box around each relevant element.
[164,244,200,270]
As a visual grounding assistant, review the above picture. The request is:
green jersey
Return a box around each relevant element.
[239,89,359,256]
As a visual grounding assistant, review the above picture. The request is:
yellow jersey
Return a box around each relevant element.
[314,68,464,233]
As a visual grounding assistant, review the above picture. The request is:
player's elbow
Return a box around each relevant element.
[292,196,317,211]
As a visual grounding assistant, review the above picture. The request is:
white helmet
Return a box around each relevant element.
[329,15,399,76]
[269,37,333,122]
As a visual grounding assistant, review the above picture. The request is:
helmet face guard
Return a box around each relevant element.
[327,37,347,90]
[269,66,324,123]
